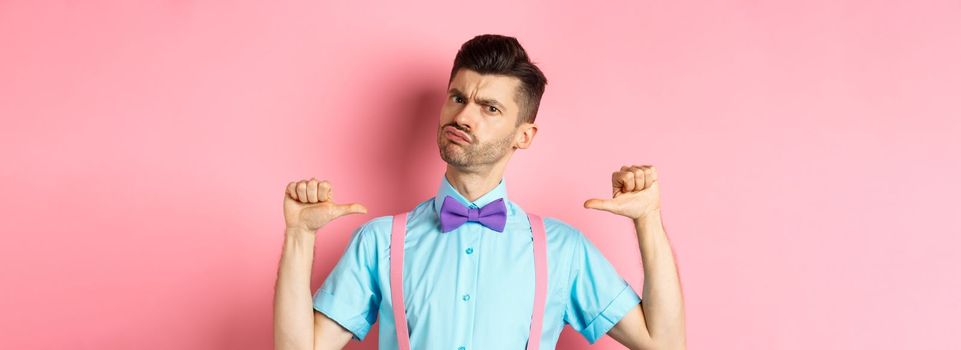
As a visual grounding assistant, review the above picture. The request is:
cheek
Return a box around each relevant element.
[441,100,459,114]
[438,107,455,124]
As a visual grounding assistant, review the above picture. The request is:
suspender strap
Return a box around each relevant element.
[390,213,411,350]
[389,212,548,350]
[527,213,548,350]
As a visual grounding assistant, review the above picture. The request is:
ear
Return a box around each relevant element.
[514,123,538,150]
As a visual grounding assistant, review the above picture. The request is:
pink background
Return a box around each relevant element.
[2,1,959,349]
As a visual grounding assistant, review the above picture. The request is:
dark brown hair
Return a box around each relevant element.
[448,34,548,125]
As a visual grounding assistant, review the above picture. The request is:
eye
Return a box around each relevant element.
[486,105,499,113]
[451,95,465,104]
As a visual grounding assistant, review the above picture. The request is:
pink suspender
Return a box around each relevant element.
[389,213,411,350]
[528,213,548,350]
[389,212,549,350]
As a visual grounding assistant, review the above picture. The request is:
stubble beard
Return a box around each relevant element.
[438,128,514,168]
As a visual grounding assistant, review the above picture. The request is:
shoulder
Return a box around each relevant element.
[540,216,590,251]
[542,216,583,237]
[542,216,577,232]
[351,215,394,242]
[358,214,394,232]
[351,197,432,242]
[334,215,392,256]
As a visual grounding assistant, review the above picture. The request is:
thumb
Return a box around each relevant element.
[583,198,618,213]
[332,202,368,218]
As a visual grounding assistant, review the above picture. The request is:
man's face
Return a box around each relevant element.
[437,68,524,168]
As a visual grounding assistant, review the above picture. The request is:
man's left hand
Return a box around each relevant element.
[584,164,661,221]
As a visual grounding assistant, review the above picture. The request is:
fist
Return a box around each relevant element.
[584,165,661,220]
[284,178,367,232]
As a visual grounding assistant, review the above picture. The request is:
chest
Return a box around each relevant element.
[374,219,572,347]
[404,223,540,309]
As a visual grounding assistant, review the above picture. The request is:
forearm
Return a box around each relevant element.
[634,211,686,348]
[274,227,317,350]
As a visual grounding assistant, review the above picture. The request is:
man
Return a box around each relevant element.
[274,34,686,350]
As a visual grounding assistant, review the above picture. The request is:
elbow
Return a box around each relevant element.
[630,337,685,350]
[653,337,686,350]
[650,322,687,350]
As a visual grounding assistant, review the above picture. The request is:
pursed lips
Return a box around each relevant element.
[444,126,471,143]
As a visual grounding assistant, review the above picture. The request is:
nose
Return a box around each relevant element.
[451,101,478,131]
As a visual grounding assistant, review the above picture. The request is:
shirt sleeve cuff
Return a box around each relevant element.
[312,288,374,341]
[581,284,643,344]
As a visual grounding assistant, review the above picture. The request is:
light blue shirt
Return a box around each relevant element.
[313,174,642,349]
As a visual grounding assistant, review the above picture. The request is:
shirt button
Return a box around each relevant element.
[465,247,473,254]
[462,294,471,301]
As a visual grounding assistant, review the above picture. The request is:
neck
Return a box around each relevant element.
[444,160,509,202]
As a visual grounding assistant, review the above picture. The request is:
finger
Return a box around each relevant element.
[296,181,308,203]
[584,198,618,213]
[616,165,631,194]
[331,202,368,218]
[306,179,319,203]
[610,172,618,196]
[613,171,635,194]
[630,166,645,191]
[318,180,332,202]
[286,182,298,200]
[643,166,655,189]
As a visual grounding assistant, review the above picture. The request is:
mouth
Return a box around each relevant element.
[444,126,471,144]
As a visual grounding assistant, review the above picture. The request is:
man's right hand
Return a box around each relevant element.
[284,178,368,233]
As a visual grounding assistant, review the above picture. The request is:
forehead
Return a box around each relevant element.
[449,69,521,108]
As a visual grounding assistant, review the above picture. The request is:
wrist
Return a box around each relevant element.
[632,209,662,226]
[285,225,316,237]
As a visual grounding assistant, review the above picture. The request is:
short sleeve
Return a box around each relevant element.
[312,222,382,341]
[563,230,642,344]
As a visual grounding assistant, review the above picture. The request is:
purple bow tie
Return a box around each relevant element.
[439,195,507,233]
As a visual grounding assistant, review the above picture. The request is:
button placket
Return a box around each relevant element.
[461,240,477,306]
[460,222,480,347]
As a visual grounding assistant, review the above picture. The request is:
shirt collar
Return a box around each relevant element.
[433,173,509,219]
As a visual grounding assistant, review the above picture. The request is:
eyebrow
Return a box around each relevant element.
[448,87,507,111]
